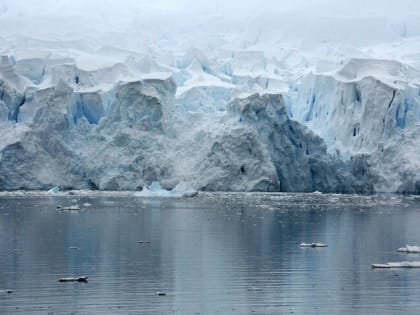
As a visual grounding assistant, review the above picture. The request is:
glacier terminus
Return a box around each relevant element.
[0,1,419,194]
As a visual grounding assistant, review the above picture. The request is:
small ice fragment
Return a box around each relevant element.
[397,245,420,253]
[134,181,197,198]
[300,242,328,248]
[48,186,60,195]
[57,205,81,211]
[68,246,79,250]
[134,182,171,197]
[83,203,92,207]
[171,181,198,197]
[149,182,164,192]
[371,264,392,269]
[58,276,88,282]
[371,262,420,268]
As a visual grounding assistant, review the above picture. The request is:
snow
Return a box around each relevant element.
[0,2,419,193]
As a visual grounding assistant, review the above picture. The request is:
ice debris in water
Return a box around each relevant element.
[134,181,197,198]
[56,205,81,211]
[171,181,198,197]
[47,186,60,195]
[397,245,420,253]
[58,276,88,282]
[371,262,420,268]
[300,243,328,248]
[1,290,13,294]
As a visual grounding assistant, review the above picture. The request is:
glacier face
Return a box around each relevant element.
[292,59,420,193]
[0,6,419,194]
[0,69,376,193]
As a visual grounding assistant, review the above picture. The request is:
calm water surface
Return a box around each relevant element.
[0,192,420,314]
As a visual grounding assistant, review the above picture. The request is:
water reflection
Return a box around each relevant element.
[0,194,419,314]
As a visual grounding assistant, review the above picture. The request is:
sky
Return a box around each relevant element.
[1,0,420,17]
[1,0,420,51]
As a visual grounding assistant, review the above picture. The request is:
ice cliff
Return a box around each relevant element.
[292,59,420,193]
[0,8,419,194]
[0,58,377,193]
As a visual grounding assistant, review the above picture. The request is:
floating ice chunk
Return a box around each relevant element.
[58,276,88,283]
[134,181,197,198]
[172,181,198,197]
[371,262,420,268]
[149,182,165,192]
[56,205,81,211]
[47,186,60,195]
[397,245,420,253]
[135,182,171,197]
[300,242,328,248]
[1,290,13,294]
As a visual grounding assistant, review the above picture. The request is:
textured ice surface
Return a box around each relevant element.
[134,181,197,197]
[0,6,419,193]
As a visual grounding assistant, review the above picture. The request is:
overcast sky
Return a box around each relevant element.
[1,0,420,49]
[1,0,420,17]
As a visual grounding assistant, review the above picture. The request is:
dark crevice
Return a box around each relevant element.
[8,95,26,122]
[355,88,361,103]
[41,64,46,81]
[388,90,396,109]
[88,179,99,190]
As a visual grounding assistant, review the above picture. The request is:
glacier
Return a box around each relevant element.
[0,3,419,194]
